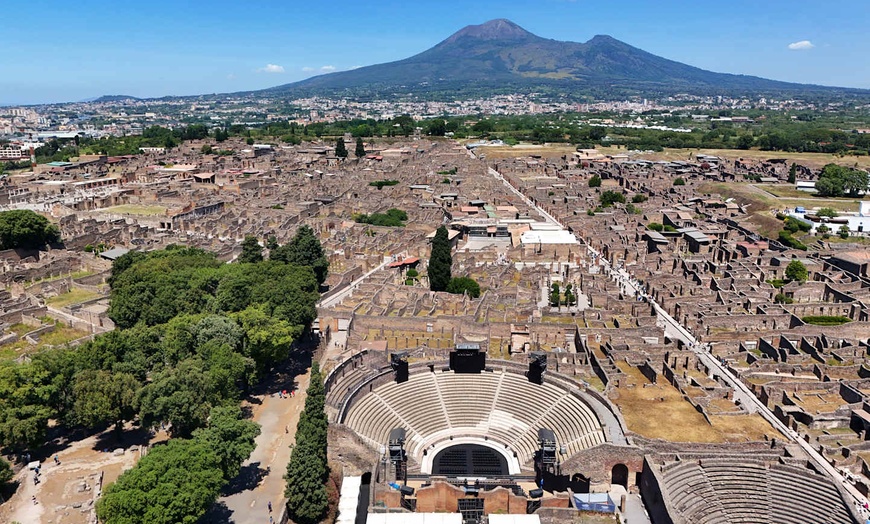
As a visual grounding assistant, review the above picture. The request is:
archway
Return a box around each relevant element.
[611,463,629,489]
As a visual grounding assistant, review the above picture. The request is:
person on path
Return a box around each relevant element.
[268,501,272,513]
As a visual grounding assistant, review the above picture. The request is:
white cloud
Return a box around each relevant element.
[258,64,285,73]
[302,66,315,72]
[788,40,814,51]
[226,73,236,80]
[350,65,362,70]
[320,65,336,73]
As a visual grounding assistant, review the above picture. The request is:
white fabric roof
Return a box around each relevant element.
[367,513,463,524]
[520,230,578,245]
[489,516,542,524]
[336,476,361,524]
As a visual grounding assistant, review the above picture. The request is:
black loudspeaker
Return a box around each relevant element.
[529,488,544,498]
[399,485,415,496]
[528,351,547,385]
[391,352,409,383]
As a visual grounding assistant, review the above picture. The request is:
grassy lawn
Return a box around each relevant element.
[755,184,868,210]
[46,288,100,308]
[100,204,168,216]
[0,321,90,361]
[30,270,95,286]
[38,324,90,346]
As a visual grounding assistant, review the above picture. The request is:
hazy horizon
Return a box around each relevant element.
[2,0,868,105]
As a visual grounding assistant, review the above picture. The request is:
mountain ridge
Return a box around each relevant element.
[259,19,858,100]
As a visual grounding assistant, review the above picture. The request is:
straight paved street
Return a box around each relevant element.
[205,370,310,524]
[487,161,870,518]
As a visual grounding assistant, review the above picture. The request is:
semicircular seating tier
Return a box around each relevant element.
[660,457,858,524]
[343,369,606,464]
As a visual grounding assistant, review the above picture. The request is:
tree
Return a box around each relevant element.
[785,260,808,283]
[238,235,263,264]
[549,283,560,308]
[334,137,348,159]
[96,438,225,524]
[673,177,686,186]
[192,405,260,480]
[816,224,831,238]
[428,226,452,292]
[137,359,217,437]
[232,304,301,375]
[270,225,329,285]
[647,222,664,232]
[427,119,447,137]
[588,175,601,188]
[737,134,754,150]
[354,137,366,158]
[0,456,12,487]
[446,277,481,298]
[815,164,869,197]
[838,225,850,239]
[564,283,576,306]
[600,190,626,207]
[266,235,279,250]
[72,370,140,433]
[817,208,838,218]
[285,363,328,524]
[200,144,213,155]
[0,210,61,250]
[246,137,255,146]
[788,163,797,184]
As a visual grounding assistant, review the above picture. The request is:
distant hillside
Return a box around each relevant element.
[259,19,860,100]
[90,95,141,103]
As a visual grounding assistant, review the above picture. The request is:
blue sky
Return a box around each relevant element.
[2,0,868,104]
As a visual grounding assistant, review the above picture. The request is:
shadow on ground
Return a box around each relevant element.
[222,462,270,497]
[198,501,234,524]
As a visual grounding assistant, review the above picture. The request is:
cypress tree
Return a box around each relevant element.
[429,226,452,292]
[355,137,366,158]
[335,137,348,158]
[285,362,329,524]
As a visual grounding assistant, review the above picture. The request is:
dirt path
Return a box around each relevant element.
[206,369,311,524]
[1,427,156,524]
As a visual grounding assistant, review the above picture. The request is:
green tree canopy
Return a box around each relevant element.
[355,137,366,158]
[429,226,452,292]
[72,370,140,432]
[785,260,808,283]
[0,210,61,250]
[0,456,12,486]
[239,235,263,263]
[270,225,329,285]
[285,362,329,524]
[96,438,225,524]
[334,137,348,158]
[599,190,626,207]
[446,276,481,298]
[192,405,260,480]
[815,164,869,197]
[588,175,601,188]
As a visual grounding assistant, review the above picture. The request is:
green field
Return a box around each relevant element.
[46,288,101,308]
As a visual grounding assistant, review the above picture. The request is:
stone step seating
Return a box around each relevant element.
[326,365,372,407]
[662,462,718,515]
[702,460,770,522]
[343,370,605,464]
[661,459,857,524]
[769,464,854,524]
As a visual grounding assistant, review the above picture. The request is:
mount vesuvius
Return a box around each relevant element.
[259,19,855,100]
